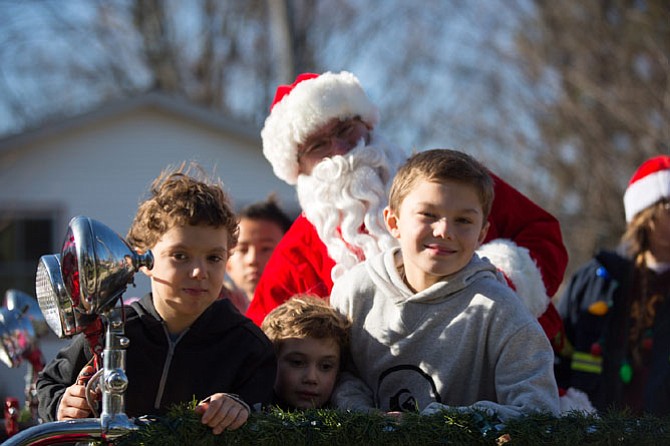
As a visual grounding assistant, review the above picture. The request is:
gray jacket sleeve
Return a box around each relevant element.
[331,370,376,411]
[487,321,560,419]
[329,275,377,411]
[422,321,560,421]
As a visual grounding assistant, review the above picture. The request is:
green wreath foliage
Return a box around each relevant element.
[114,402,670,446]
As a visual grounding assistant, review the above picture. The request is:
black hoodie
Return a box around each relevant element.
[37,294,276,421]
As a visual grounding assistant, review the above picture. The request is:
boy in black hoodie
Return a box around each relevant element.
[37,163,276,434]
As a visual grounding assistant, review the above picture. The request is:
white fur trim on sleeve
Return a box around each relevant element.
[476,238,549,318]
[560,387,597,414]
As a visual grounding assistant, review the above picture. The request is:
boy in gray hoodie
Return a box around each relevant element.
[329,149,559,420]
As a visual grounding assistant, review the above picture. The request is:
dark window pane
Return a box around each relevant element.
[23,219,53,260]
[0,221,17,262]
[0,214,55,295]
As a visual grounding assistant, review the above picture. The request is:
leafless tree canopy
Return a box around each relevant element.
[511,0,670,277]
[0,0,667,287]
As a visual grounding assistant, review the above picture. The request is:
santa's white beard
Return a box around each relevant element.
[296,134,406,281]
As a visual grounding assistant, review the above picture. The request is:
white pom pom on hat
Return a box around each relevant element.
[260,71,379,185]
[623,155,670,222]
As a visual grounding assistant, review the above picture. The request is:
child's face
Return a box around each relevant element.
[145,224,229,333]
[274,336,340,409]
[226,218,284,298]
[384,178,489,292]
[650,202,670,255]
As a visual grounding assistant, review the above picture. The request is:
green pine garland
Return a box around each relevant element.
[111,402,670,446]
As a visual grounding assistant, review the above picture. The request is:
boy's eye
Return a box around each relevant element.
[208,255,224,263]
[319,362,336,372]
[456,217,474,225]
[171,252,187,261]
[288,359,306,367]
[419,212,437,219]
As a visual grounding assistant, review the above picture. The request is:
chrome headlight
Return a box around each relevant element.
[60,216,153,316]
[35,216,153,338]
[36,254,82,338]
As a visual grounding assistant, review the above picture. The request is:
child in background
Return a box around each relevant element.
[224,195,293,313]
[37,163,277,434]
[330,149,559,420]
[558,155,670,415]
[261,295,351,409]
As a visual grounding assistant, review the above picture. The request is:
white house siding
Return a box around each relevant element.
[0,107,298,237]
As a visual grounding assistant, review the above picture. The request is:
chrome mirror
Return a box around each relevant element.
[0,289,48,368]
[5,289,49,339]
[0,306,36,369]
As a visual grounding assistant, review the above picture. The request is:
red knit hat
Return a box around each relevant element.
[623,155,670,222]
[260,71,379,185]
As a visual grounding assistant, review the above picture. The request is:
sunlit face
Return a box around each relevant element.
[297,117,372,175]
[384,179,489,292]
[145,224,229,334]
[226,218,284,300]
[274,337,341,409]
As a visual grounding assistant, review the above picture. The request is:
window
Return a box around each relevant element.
[0,210,60,297]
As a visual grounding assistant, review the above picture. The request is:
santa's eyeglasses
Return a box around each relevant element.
[297,117,370,162]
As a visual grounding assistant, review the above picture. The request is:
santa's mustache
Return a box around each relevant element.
[296,138,399,280]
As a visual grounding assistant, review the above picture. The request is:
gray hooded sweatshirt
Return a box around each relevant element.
[330,247,559,420]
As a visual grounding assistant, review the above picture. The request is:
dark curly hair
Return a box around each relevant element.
[126,162,238,252]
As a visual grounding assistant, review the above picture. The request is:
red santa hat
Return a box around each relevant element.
[260,71,380,185]
[623,155,670,222]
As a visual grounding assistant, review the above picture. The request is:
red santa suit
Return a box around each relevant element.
[248,172,567,345]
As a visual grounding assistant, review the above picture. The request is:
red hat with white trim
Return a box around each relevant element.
[260,71,379,185]
[623,155,670,222]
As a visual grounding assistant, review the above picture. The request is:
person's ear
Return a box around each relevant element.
[477,221,491,247]
[384,206,401,239]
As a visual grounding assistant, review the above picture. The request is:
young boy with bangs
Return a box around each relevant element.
[37,163,277,434]
[329,149,559,420]
[261,294,351,409]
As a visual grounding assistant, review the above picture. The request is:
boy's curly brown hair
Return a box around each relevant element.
[261,295,351,357]
[126,162,238,252]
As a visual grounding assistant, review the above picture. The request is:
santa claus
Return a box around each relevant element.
[247,71,567,359]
